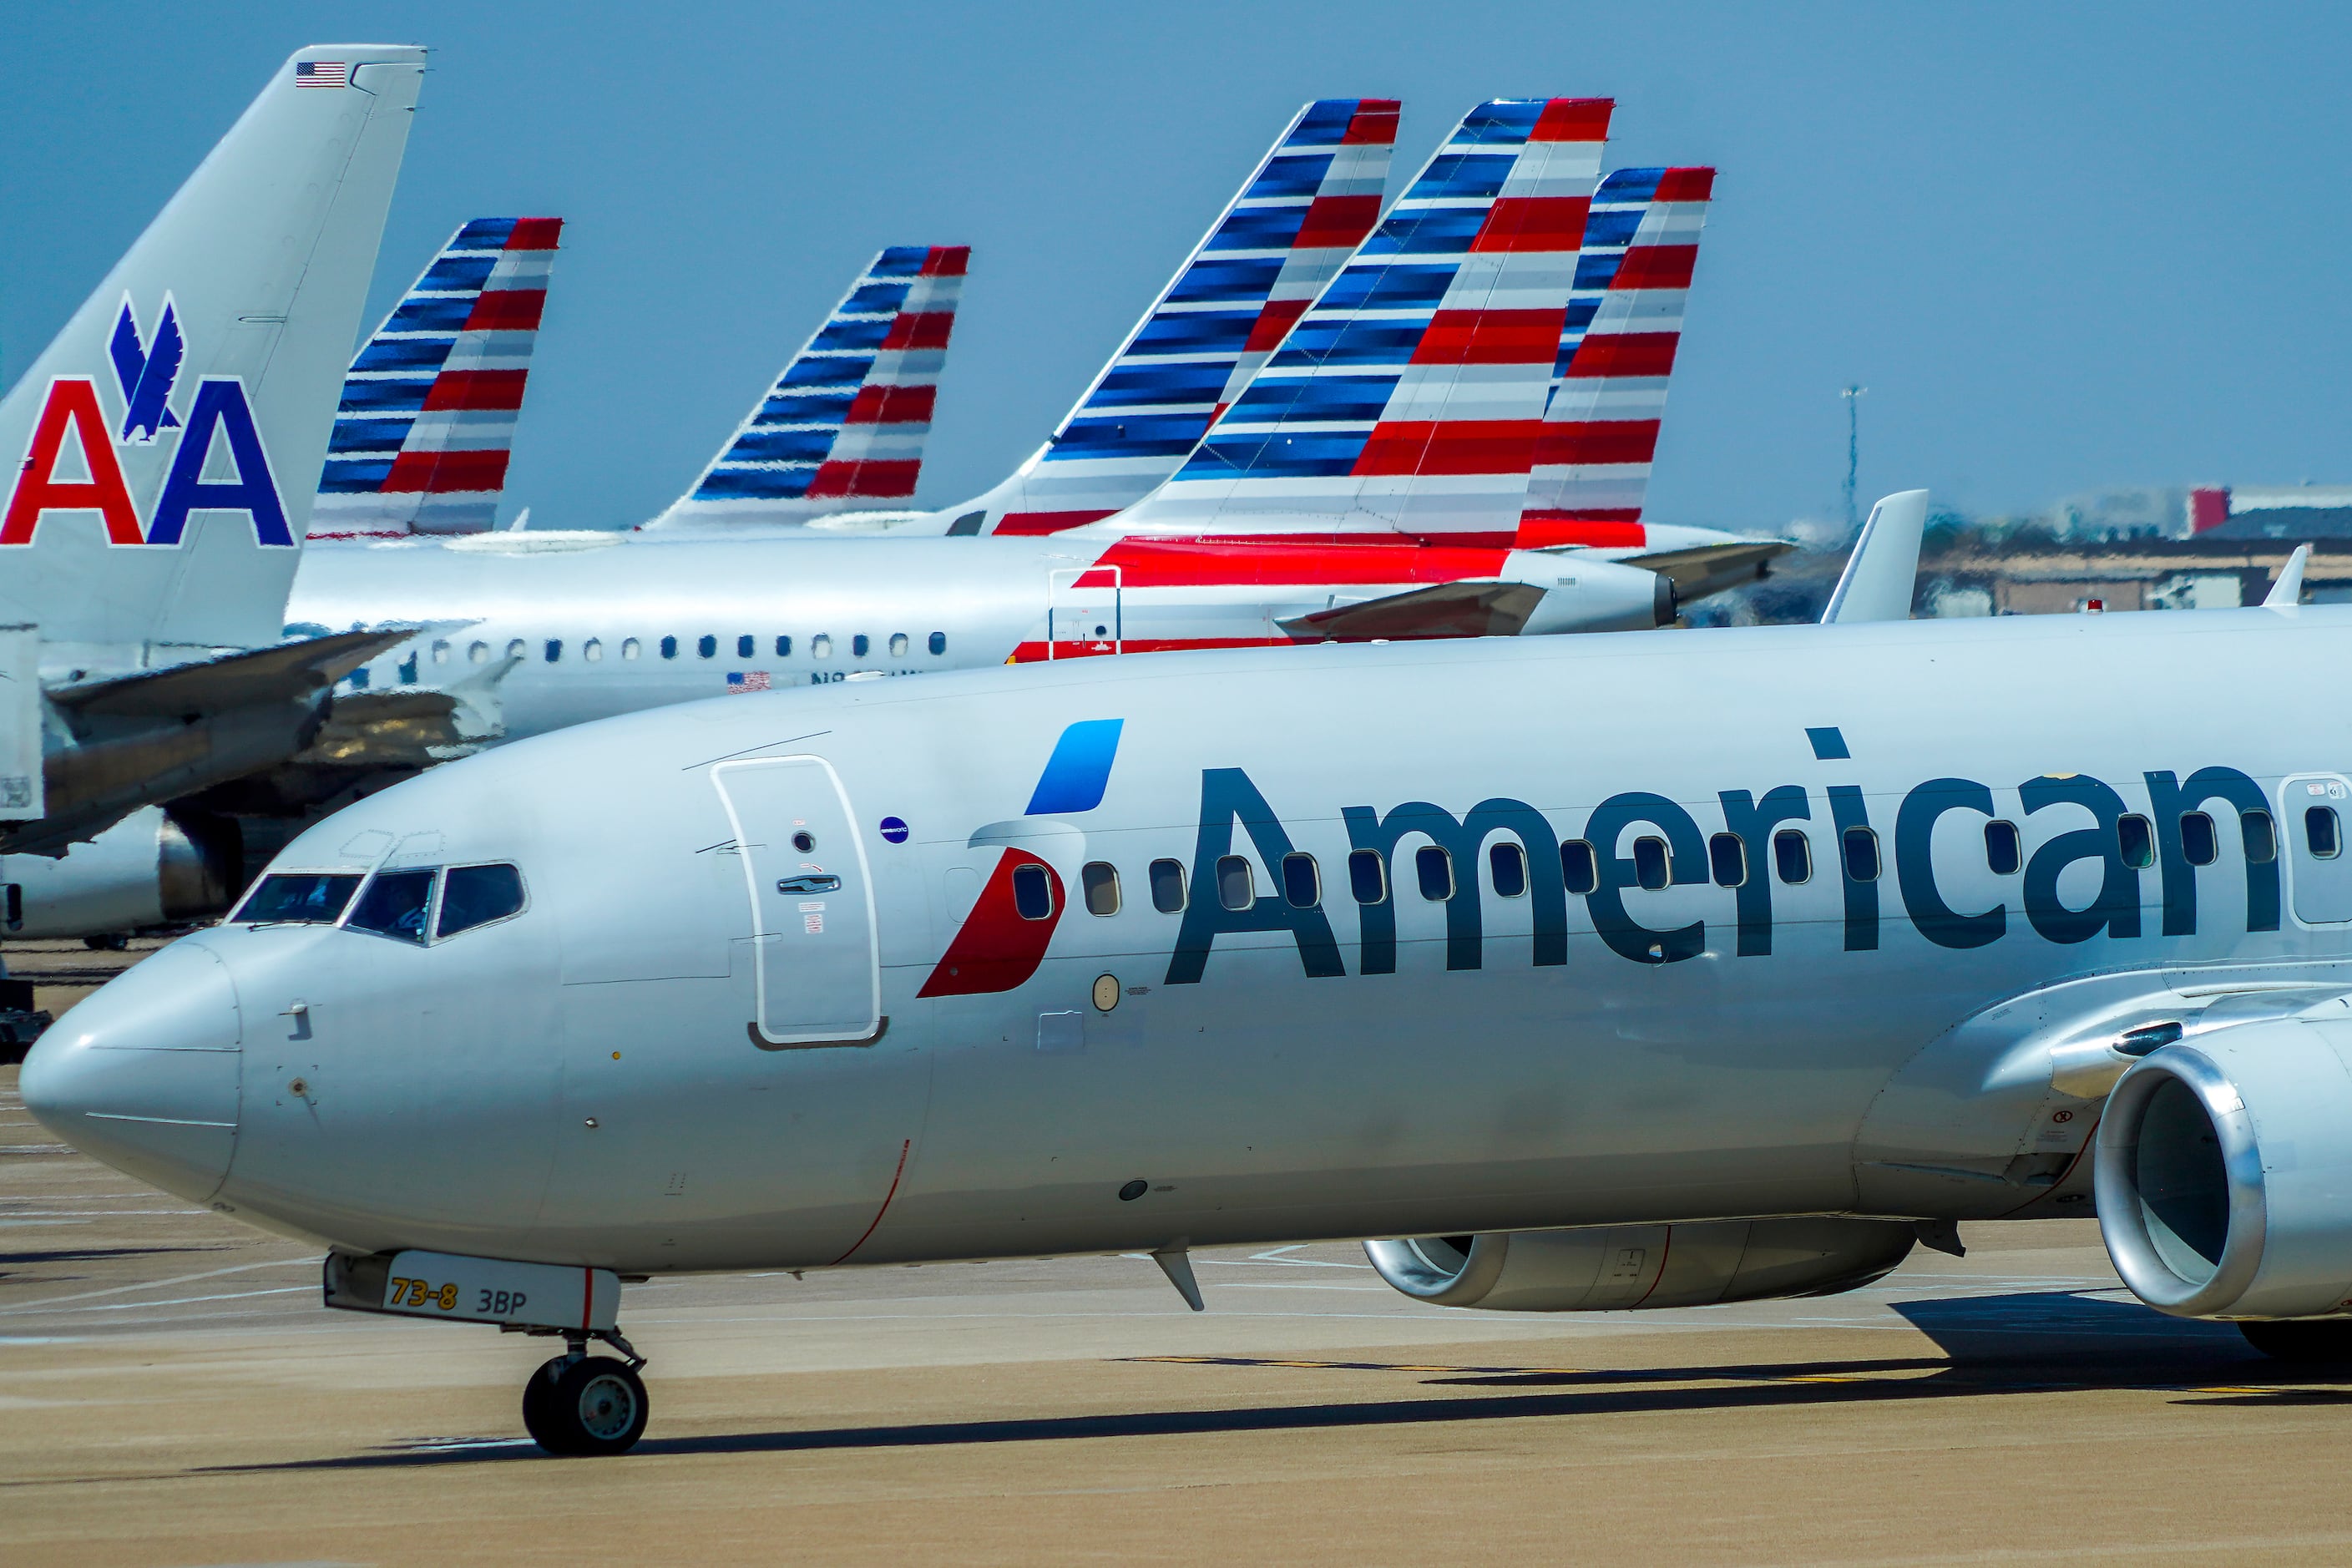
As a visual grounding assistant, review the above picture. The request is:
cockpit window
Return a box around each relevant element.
[232,873,362,924]
[344,869,436,944]
[437,863,526,938]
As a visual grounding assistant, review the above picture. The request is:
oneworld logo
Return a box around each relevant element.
[0,294,291,548]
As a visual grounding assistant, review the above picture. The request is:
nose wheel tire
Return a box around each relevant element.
[2238,1318,2352,1363]
[523,1354,649,1455]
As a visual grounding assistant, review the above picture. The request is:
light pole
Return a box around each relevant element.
[1841,384,1868,534]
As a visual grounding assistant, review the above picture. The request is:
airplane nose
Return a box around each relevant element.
[20,940,242,1203]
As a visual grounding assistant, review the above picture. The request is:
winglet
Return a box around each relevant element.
[1820,489,1930,625]
[2264,544,2309,609]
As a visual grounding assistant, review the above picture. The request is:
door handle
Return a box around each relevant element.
[776,874,842,894]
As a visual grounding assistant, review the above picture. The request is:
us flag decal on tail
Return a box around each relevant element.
[295,61,347,88]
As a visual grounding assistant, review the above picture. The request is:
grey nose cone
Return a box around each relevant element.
[20,941,242,1203]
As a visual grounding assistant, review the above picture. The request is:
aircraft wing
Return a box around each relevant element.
[1278,582,1548,642]
[1620,539,1794,603]
[49,629,413,721]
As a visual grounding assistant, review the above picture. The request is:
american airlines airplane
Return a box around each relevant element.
[285,100,1753,751]
[0,46,428,859]
[25,487,2348,1454]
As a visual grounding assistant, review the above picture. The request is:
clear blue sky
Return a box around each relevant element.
[3,3,2345,531]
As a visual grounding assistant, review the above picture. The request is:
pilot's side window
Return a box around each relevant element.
[2117,813,2156,870]
[1632,836,1670,891]
[1841,826,1882,883]
[2308,806,2341,860]
[345,868,436,945]
[1282,852,1321,908]
[1489,842,1527,898]
[1560,840,1597,895]
[1216,855,1256,911]
[1773,828,1812,884]
[1348,848,1388,904]
[1081,861,1120,916]
[1415,845,1453,902]
[232,872,362,925]
[1985,820,2021,875]
[2243,809,2278,864]
[1708,832,1746,888]
[660,636,678,660]
[1011,863,1055,920]
[928,632,948,656]
[1148,857,1186,913]
[438,863,525,938]
[2179,811,2218,867]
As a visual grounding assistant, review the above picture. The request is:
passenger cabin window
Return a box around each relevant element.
[1349,848,1388,904]
[506,639,526,660]
[812,635,833,660]
[1708,832,1746,888]
[1560,840,1597,895]
[1081,861,1120,916]
[1489,842,1527,898]
[233,872,362,924]
[852,634,871,658]
[889,633,909,657]
[2179,811,2218,867]
[775,635,792,657]
[697,635,716,659]
[1011,862,1054,920]
[346,868,435,944]
[737,635,754,659]
[2244,809,2278,864]
[437,863,525,938]
[544,639,562,663]
[469,640,489,664]
[1632,836,1670,891]
[1773,828,1812,884]
[660,636,678,660]
[1282,852,1321,908]
[1842,826,1882,883]
[1415,845,1453,902]
[2308,806,2341,860]
[1216,854,1256,911]
[431,640,450,665]
[928,632,948,656]
[583,638,603,662]
[621,638,641,660]
[1985,820,2021,875]
[2117,813,2156,869]
[1148,857,1186,913]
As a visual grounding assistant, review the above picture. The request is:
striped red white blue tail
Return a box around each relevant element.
[934,99,1399,537]
[1519,167,1712,548]
[647,245,968,529]
[310,217,560,539]
[1097,99,1611,548]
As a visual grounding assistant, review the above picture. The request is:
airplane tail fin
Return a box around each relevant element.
[310,217,563,539]
[939,99,1399,537]
[1820,490,1930,624]
[1103,99,1612,547]
[0,45,425,651]
[645,245,969,529]
[1516,167,1712,549]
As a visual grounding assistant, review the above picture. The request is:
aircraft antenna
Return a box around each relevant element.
[1841,384,1869,534]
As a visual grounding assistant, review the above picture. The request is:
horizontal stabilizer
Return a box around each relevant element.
[1623,538,1793,601]
[1279,581,1547,641]
[53,627,418,718]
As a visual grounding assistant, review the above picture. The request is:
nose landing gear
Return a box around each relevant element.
[522,1331,649,1456]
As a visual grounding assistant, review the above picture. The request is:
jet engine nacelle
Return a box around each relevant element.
[0,807,241,939]
[1363,1217,1917,1312]
[2096,1015,2352,1320]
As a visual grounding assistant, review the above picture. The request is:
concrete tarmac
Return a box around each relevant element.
[5,1060,2351,1566]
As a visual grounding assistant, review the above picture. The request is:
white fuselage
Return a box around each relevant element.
[27,604,2352,1274]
